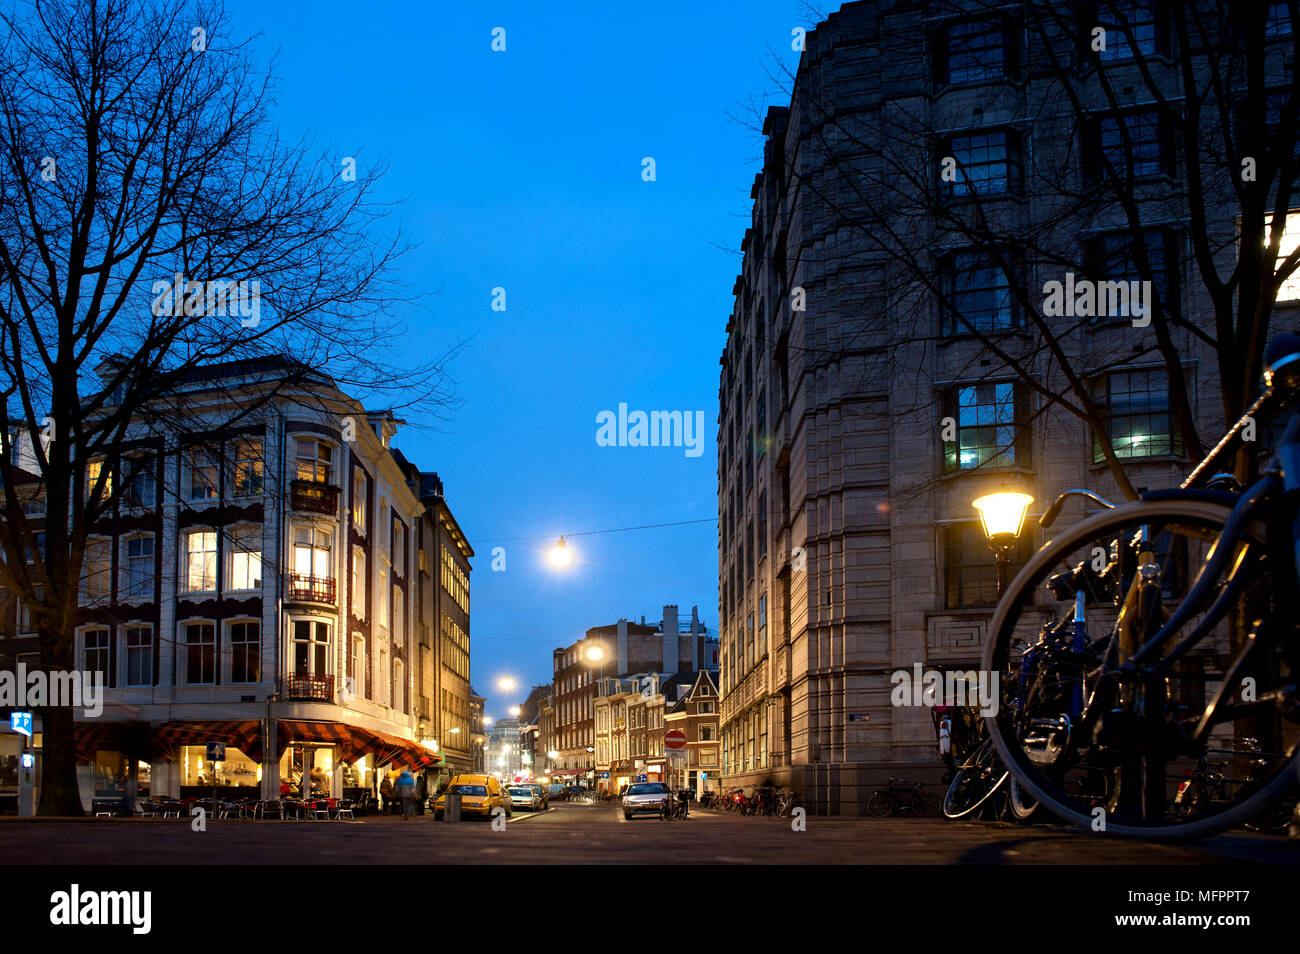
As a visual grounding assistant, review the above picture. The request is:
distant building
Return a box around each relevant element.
[552,604,718,789]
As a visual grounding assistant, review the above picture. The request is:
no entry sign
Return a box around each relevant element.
[664,729,687,749]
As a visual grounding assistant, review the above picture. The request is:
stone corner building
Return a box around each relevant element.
[716,0,1291,813]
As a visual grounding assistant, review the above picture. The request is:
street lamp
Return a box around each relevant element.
[510,705,522,717]
[497,675,516,692]
[547,536,573,568]
[972,490,1035,595]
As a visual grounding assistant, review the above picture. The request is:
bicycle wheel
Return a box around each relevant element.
[866,792,894,817]
[1007,774,1040,823]
[942,739,1009,819]
[984,498,1300,839]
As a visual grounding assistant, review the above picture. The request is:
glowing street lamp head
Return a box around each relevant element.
[972,491,1035,547]
[510,705,522,717]
[585,643,606,662]
[547,536,573,568]
[497,675,516,692]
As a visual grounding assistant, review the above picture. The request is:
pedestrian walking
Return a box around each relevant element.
[396,768,417,819]
[380,773,394,814]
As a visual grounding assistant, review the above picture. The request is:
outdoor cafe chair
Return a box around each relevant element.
[333,798,355,820]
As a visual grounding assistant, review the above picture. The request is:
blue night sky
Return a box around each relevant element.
[222,0,805,720]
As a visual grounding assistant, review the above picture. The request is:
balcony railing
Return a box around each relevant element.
[287,673,334,701]
[290,479,339,515]
[287,573,336,604]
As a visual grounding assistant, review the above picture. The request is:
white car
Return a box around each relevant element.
[508,785,544,811]
[622,781,670,819]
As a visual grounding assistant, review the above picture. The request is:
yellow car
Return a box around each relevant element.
[433,774,512,820]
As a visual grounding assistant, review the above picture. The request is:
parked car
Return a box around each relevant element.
[527,783,550,809]
[433,774,512,820]
[622,781,671,820]
[508,785,544,811]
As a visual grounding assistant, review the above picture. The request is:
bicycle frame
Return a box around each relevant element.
[1083,398,1300,749]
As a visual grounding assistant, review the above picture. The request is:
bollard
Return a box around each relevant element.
[445,790,461,823]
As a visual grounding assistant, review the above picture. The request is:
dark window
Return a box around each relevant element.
[1091,109,1171,180]
[232,439,264,497]
[756,387,767,452]
[942,130,1020,196]
[123,456,156,509]
[84,628,111,683]
[943,382,1029,471]
[124,626,152,687]
[944,524,1030,609]
[934,17,1011,85]
[757,491,768,557]
[230,621,260,683]
[1084,229,1176,321]
[1095,0,1160,61]
[184,622,216,685]
[293,619,329,677]
[1268,2,1297,36]
[943,251,1017,334]
[1095,368,1185,461]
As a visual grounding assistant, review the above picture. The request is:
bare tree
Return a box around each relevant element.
[750,0,1300,499]
[0,0,453,814]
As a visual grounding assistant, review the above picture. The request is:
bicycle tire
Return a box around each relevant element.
[984,498,1300,839]
[1007,775,1040,823]
[866,792,894,817]
[942,740,1009,819]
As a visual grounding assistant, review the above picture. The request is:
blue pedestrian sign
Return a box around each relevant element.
[9,712,32,737]
[600,772,609,778]
[636,774,647,782]
[206,741,226,762]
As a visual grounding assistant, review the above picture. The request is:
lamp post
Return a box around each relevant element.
[972,491,1035,596]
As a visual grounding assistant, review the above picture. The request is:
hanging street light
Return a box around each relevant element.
[547,536,573,568]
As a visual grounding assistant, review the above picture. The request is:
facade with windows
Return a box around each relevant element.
[716,1,1277,812]
[0,358,468,809]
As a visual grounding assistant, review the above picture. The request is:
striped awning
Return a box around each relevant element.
[152,720,264,762]
[73,722,151,765]
[275,721,436,770]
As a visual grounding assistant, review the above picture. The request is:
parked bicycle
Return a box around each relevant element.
[867,778,936,817]
[983,335,1300,839]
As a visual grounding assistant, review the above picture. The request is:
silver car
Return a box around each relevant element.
[622,781,670,819]
[508,785,543,811]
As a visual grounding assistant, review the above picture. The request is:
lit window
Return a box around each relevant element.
[944,382,1027,471]
[295,439,334,484]
[185,530,218,592]
[229,527,262,591]
[1096,368,1184,461]
[1270,210,1300,302]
